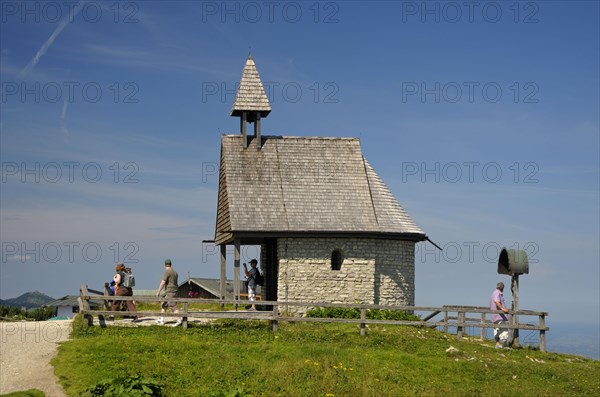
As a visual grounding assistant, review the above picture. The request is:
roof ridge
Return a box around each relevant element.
[222,134,360,140]
[362,155,380,226]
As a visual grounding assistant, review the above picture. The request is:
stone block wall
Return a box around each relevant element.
[276,237,415,313]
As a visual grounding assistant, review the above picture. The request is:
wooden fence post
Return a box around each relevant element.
[182,302,188,329]
[457,311,465,340]
[271,304,279,333]
[444,310,449,333]
[103,282,111,310]
[79,284,93,327]
[539,314,546,352]
[480,313,486,340]
[360,308,366,336]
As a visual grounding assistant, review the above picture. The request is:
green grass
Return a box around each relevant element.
[0,390,45,397]
[52,315,600,397]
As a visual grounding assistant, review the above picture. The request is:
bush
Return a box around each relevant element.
[306,307,420,321]
[306,307,360,319]
[208,385,253,397]
[0,305,56,321]
[29,306,57,321]
[83,375,163,397]
[0,305,28,319]
[70,314,101,338]
[367,309,420,321]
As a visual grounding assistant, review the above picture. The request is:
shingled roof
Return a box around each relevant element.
[230,54,271,119]
[215,135,426,244]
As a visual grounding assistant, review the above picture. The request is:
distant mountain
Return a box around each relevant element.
[1,291,55,309]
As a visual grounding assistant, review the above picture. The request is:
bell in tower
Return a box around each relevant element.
[230,54,272,149]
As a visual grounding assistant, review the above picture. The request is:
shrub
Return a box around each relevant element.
[367,309,420,321]
[306,307,360,319]
[83,375,163,397]
[306,307,420,321]
[208,385,253,397]
[0,305,56,321]
[29,306,57,321]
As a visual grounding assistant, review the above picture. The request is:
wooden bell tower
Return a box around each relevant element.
[230,54,272,150]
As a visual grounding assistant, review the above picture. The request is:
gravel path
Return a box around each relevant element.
[0,320,72,396]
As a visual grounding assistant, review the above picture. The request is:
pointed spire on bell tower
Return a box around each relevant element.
[231,53,271,149]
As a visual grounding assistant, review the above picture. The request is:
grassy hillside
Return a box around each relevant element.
[52,317,600,397]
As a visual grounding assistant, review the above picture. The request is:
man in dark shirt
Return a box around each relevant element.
[243,259,259,311]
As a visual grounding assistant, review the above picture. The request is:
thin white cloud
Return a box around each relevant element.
[20,2,84,77]
[3,254,32,262]
[68,44,235,78]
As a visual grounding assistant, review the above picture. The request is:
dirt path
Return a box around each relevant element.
[0,320,72,396]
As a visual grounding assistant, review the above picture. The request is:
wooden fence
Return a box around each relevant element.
[79,285,549,352]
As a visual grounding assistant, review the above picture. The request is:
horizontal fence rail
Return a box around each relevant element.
[79,285,549,352]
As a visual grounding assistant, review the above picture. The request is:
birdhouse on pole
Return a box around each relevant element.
[497,248,529,276]
[497,247,529,347]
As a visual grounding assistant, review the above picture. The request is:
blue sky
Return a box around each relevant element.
[1,0,598,335]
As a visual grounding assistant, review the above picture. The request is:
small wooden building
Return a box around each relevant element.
[46,289,103,318]
[214,55,427,312]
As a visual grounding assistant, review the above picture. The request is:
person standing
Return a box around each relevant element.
[243,259,259,311]
[111,263,137,320]
[156,259,182,327]
[490,281,510,348]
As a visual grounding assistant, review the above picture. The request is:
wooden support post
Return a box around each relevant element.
[99,282,109,327]
[79,284,93,327]
[241,112,247,148]
[360,308,366,336]
[444,310,449,333]
[480,313,486,340]
[457,311,465,340]
[422,310,441,322]
[539,314,546,352]
[182,302,188,329]
[220,244,227,306]
[103,282,110,310]
[271,304,279,333]
[254,112,261,150]
[511,274,520,347]
[234,239,241,306]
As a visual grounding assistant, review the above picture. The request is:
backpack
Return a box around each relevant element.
[254,270,264,287]
[122,271,136,288]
